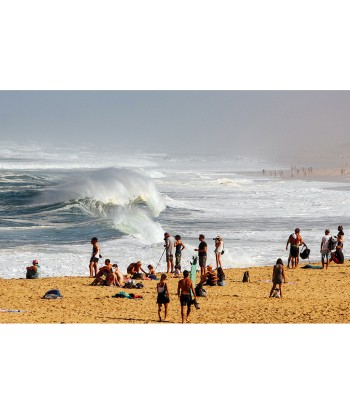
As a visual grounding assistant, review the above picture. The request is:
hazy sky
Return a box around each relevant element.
[1,91,350,163]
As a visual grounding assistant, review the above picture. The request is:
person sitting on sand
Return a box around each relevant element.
[200,264,217,285]
[174,265,181,277]
[26,259,41,279]
[156,274,170,322]
[320,229,331,270]
[177,270,197,324]
[286,228,305,269]
[269,258,286,298]
[146,264,158,280]
[105,263,125,287]
[131,261,147,279]
[91,259,113,286]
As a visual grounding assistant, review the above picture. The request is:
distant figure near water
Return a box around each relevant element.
[320,229,331,269]
[286,228,305,269]
[89,237,100,277]
[26,259,40,279]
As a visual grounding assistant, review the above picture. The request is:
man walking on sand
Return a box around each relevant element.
[177,270,197,323]
[164,232,175,274]
[320,229,331,269]
[286,228,305,269]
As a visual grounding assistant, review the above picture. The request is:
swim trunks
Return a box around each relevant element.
[290,245,299,258]
[166,254,174,261]
[180,294,192,307]
[199,255,207,268]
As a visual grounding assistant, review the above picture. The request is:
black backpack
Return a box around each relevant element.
[300,245,310,259]
[195,283,208,297]
[242,271,250,283]
[328,236,337,251]
[217,266,226,281]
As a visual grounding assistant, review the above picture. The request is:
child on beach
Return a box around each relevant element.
[156,274,170,322]
[147,264,158,280]
[174,265,181,277]
[105,263,124,287]
[269,258,286,298]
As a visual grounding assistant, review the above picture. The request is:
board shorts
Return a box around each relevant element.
[180,294,192,307]
[290,245,299,258]
[166,254,174,261]
[321,250,330,261]
[199,255,207,267]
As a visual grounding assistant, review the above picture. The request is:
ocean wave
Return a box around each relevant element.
[36,167,166,242]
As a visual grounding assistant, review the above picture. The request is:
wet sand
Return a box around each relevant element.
[1,261,350,323]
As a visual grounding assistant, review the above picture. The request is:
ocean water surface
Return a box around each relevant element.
[0,143,349,278]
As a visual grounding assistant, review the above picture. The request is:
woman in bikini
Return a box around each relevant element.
[89,237,100,277]
[269,258,286,298]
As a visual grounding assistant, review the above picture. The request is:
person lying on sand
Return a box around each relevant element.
[90,259,113,286]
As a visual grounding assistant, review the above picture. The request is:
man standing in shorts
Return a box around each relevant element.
[164,232,175,274]
[320,229,331,269]
[177,270,197,323]
[195,234,207,276]
[286,228,305,269]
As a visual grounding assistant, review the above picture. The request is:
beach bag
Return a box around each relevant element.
[300,245,310,259]
[43,289,62,299]
[221,243,225,255]
[135,282,144,289]
[328,236,337,251]
[271,288,280,298]
[124,280,136,289]
[195,284,208,297]
[242,271,250,283]
[217,266,226,281]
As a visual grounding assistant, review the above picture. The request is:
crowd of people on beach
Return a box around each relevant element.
[24,225,346,322]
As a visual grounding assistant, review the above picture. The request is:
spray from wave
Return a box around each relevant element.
[37,168,166,242]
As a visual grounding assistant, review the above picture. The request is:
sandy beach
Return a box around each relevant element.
[1,261,350,324]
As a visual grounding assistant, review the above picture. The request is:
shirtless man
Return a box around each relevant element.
[90,259,113,285]
[106,263,125,287]
[286,228,305,269]
[177,270,197,323]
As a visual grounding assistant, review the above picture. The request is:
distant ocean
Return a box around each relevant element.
[0,143,349,279]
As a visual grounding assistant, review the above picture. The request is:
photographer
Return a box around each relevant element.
[164,232,175,274]
[214,235,224,269]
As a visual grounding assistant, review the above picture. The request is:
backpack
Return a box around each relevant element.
[217,267,226,281]
[124,280,136,289]
[300,245,310,259]
[242,271,250,283]
[328,236,337,251]
[195,284,208,297]
[43,289,62,299]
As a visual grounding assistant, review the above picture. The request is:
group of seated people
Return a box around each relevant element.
[91,260,159,286]
[90,259,125,287]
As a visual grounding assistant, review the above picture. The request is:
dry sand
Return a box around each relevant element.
[1,261,350,324]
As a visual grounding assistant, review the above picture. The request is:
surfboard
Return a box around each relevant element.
[190,256,198,294]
